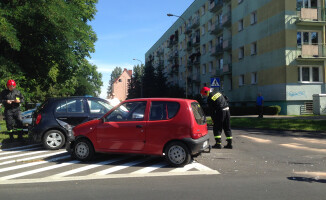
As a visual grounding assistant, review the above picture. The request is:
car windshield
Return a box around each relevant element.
[106,101,146,121]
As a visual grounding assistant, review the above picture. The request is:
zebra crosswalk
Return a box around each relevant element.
[0,144,219,185]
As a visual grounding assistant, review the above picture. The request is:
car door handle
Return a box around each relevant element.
[136,125,143,128]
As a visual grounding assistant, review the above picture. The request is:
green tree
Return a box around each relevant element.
[0,0,100,104]
[127,64,143,99]
[154,63,169,97]
[107,67,122,98]
[142,58,156,98]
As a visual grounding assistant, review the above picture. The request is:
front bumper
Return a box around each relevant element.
[181,134,211,155]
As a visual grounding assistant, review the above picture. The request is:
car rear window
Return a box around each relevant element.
[55,99,85,113]
[150,101,180,121]
[191,102,206,125]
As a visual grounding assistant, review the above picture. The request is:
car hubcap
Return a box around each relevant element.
[168,145,186,164]
[46,133,62,148]
[75,142,89,159]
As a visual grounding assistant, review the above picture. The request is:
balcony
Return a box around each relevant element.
[192,73,201,84]
[210,21,223,35]
[215,68,222,77]
[223,38,232,51]
[187,41,193,51]
[222,12,231,27]
[185,23,192,34]
[191,16,200,29]
[189,52,201,66]
[296,8,326,26]
[192,36,200,47]
[210,44,223,57]
[223,64,232,75]
[296,44,326,60]
[209,0,223,13]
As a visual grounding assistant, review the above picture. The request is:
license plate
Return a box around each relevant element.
[203,140,208,148]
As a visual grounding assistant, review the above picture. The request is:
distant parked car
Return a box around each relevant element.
[22,103,41,130]
[29,97,114,150]
[67,98,210,167]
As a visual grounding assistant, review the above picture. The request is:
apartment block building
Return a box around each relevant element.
[145,0,326,115]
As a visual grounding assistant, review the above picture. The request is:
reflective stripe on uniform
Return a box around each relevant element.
[226,137,232,139]
[215,136,221,139]
[211,93,222,101]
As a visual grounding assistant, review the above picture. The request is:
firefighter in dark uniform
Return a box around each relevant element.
[200,87,232,149]
[0,80,24,141]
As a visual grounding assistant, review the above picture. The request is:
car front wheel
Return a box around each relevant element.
[43,130,65,150]
[164,141,191,167]
[72,138,94,161]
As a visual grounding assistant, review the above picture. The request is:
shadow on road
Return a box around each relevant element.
[288,177,326,184]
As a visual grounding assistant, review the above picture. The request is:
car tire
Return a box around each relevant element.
[164,141,191,167]
[43,130,66,150]
[72,138,94,161]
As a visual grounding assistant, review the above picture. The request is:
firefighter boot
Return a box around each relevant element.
[224,139,233,149]
[8,130,14,142]
[212,138,222,149]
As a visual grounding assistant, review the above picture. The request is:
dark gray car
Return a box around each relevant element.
[29,96,113,150]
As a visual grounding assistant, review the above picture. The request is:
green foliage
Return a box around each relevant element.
[127,64,143,99]
[0,0,101,104]
[229,106,282,116]
[107,67,122,98]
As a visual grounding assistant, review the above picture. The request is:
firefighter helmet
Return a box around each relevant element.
[6,79,16,88]
[200,87,210,96]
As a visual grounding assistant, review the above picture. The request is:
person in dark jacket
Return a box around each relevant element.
[0,79,24,141]
[200,87,232,149]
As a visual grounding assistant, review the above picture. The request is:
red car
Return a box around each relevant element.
[67,98,210,167]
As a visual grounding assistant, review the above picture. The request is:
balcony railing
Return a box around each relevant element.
[222,12,231,27]
[223,39,232,50]
[223,63,232,74]
[191,16,200,29]
[296,8,326,25]
[211,44,223,57]
[297,44,326,59]
[210,21,223,35]
[209,0,223,13]
[185,23,192,34]
[192,36,200,47]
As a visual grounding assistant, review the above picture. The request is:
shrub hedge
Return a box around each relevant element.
[202,105,281,116]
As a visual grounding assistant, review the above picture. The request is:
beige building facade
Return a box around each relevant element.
[112,69,132,101]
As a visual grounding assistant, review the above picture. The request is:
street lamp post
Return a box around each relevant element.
[167,13,188,99]
[133,58,143,97]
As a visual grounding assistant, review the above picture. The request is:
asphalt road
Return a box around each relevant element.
[1,128,325,200]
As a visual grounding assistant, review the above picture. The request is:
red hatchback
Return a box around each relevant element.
[67,98,210,167]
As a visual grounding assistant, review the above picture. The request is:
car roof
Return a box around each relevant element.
[123,98,197,103]
[46,96,108,101]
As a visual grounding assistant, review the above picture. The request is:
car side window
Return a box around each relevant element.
[150,101,179,121]
[106,101,146,122]
[87,99,113,114]
[55,99,85,113]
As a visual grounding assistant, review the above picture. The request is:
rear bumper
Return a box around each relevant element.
[182,134,210,155]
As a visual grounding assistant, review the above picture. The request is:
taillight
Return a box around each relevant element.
[191,132,203,139]
[36,114,42,125]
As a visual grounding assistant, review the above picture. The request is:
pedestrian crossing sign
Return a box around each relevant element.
[210,78,220,88]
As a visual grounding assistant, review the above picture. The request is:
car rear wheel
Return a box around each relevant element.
[164,141,191,167]
[72,138,94,161]
[43,130,65,150]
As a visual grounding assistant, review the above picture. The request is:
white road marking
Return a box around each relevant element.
[48,156,129,178]
[131,161,169,174]
[280,143,326,153]
[92,157,152,176]
[0,154,70,173]
[239,135,272,143]
[0,150,50,161]
[0,147,42,156]
[0,151,66,166]
[0,144,40,152]
[170,161,217,173]
[0,159,79,180]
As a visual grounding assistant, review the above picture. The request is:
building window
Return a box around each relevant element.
[209,62,213,73]
[238,0,244,4]
[201,25,205,35]
[297,0,317,8]
[219,59,223,69]
[298,66,322,82]
[238,46,244,60]
[250,11,257,25]
[238,19,244,32]
[208,20,212,31]
[219,13,223,24]
[251,42,257,55]
[209,41,213,53]
[119,79,122,82]
[202,44,206,54]
[297,31,319,45]
[201,5,205,16]
[251,72,257,84]
[239,75,245,86]
[202,64,206,75]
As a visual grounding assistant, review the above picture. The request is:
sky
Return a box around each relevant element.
[88,0,195,98]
